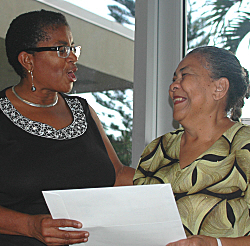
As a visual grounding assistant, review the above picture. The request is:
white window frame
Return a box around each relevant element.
[132,0,186,167]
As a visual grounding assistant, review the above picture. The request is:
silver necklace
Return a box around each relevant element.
[12,86,58,108]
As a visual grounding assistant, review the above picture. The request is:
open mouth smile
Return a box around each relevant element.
[173,96,187,105]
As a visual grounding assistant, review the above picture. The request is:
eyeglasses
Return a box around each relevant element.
[23,46,81,58]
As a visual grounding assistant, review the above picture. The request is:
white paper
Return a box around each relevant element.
[42,184,186,246]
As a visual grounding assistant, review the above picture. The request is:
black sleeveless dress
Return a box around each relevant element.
[0,88,115,245]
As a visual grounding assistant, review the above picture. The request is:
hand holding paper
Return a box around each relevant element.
[29,214,89,245]
[43,184,186,246]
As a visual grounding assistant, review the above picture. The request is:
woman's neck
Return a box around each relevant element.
[180,111,234,141]
[178,117,235,169]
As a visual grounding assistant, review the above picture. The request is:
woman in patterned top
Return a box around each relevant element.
[0,9,134,245]
[134,46,250,246]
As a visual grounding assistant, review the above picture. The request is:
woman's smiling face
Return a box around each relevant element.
[169,53,216,124]
[31,25,78,93]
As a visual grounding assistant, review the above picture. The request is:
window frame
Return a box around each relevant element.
[132,0,186,167]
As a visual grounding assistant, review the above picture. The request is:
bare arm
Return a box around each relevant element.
[0,205,89,245]
[89,105,135,186]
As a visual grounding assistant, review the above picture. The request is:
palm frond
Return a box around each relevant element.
[223,14,250,52]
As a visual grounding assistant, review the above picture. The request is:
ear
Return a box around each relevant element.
[18,51,34,72]
[212,77,229,101]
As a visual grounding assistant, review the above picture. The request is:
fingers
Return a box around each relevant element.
[30,215,90,245]
[41,218,89,245]
[44,230,89,245]
[166,235,218,246]
[166,238,187,246]
[42,217,83,229]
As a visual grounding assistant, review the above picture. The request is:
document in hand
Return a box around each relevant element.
[43,184,186,246]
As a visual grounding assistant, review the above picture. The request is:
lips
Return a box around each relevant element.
[173,96,186,105]
[67,67,78,82]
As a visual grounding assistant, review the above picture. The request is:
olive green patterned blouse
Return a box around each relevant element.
[133,122,250,237]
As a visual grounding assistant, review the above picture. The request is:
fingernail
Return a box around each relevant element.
[75,222,82,228]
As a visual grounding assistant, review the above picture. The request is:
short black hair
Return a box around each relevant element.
[5,9,69,78]
[188,46,249,119]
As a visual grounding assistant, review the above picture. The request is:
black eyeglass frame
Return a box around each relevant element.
[23,45,81,58]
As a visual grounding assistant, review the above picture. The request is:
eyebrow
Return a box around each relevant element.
[56,40,75,46]
[173,66,189,77]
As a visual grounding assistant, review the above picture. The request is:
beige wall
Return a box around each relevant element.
[0,0,134,92]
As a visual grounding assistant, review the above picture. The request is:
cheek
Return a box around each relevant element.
[43,62,66,78]
[35,55,66,73]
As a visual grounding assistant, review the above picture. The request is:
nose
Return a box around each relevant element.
[169,80,180,92]
[67,50,78,62]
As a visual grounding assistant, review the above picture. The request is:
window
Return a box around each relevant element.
[51,0,135,166]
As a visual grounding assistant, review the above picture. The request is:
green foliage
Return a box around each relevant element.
[92,90,133,166]
[108,130,132,166]
[108,0,135,24]
[222,12,250,53]
[189,0,250,53]
[187,2,211,49]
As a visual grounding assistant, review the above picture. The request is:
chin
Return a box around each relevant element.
[60,83,74,94]
[173,114,186,125]
[173,112,181,121]
[65,87,73,94]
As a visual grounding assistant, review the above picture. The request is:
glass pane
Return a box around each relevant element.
[187,0,250,123]
[65,0,135,30]
[66,0,135,166]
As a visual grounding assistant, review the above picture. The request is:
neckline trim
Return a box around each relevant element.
[0,96,87,140]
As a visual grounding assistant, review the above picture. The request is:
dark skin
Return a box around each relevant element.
[2,25,135,245]
[166,53,250,246]
[169,54,234,169]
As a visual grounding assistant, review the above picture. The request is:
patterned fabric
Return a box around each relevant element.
[0,97,87,140]
[133,122,250,237]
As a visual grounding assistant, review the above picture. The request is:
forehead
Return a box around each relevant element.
[174,53,213,80]
[39,25,73,45]
[177,53,206,72]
